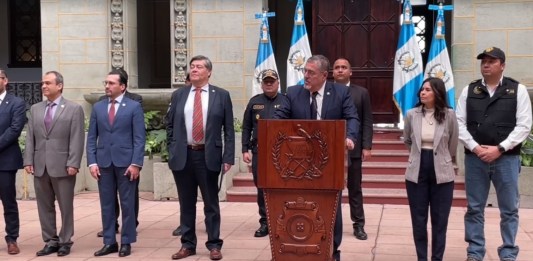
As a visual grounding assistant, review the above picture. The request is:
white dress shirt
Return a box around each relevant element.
[184,84,209,144]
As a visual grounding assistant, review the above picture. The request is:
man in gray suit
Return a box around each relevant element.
[24,71,85,257]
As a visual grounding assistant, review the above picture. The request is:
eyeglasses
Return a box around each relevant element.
[102,80,119,86]
[0,77,5,80]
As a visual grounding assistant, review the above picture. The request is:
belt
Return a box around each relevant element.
[187,144,205,151]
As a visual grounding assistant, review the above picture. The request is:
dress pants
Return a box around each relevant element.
[98,165,137,245]
[251,152,266,224]
[111,179,140,228]
[34,171,76,247]
[406,149,454,261]
[172,148,223,251]
[347,157,365,228]
[0,170,19,243]
[333,192,343,260]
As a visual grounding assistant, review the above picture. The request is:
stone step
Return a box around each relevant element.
[232,172,464,190]
[366,149,409,162]
[372,140,406,150]
[225,186,467,207]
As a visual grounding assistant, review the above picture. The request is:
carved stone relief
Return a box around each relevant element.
[172,0,188,85]
[110,0,124,69]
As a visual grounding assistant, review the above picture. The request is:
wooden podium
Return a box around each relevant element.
[257,120,346,261]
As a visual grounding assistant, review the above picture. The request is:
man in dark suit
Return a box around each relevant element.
[0,68,26,255]
[274,55,359,261]
[166,55,234,260]
[333,58,373,240]
[24,71,85,257]
[87,69,145,257]
[96,75,143,238]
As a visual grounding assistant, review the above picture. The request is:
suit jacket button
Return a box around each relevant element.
[434,152,437,155]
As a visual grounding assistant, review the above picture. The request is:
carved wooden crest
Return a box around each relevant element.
[275,197,326,255]
[272,125,328,180]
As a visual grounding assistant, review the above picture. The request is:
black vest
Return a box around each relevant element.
[465,77,520,154]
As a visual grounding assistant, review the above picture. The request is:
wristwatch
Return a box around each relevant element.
[497,145,505,153]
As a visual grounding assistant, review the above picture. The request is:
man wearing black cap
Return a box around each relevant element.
[456,47,532,261]
[241,69,287,237]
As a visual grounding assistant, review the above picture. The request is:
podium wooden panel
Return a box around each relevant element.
[257,120,346,261]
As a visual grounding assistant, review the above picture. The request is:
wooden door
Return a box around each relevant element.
[312,0,401,123]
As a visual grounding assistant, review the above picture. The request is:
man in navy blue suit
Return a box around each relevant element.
[166,55,234,260]
[274,55,360,261]
[87,69,145,257]
[0,68,26,255]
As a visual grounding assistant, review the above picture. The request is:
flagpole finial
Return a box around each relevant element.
[295,6,304,25]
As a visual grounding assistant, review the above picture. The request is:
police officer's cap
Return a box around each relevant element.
[262,69,279,81]
[477,47,506,63]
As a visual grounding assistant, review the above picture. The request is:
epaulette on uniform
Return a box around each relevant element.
[505,77,519,83]
[470,79,482,84]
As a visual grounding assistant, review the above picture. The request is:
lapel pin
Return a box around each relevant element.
[326,92,330,95]
[212,90,215,93]
[5,101,8,104]
[61,104,65,108]
[122,103,126,106]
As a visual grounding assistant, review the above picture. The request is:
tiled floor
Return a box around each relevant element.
[1,192,532,260]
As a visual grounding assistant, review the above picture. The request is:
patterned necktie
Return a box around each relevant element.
[192,88,204,143]
[109,99,116,125]
[310,91,318,120]
[44,102,56,132]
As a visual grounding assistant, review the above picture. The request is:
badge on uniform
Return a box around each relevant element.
[473,86,482,94]
[253,104,265,110]
[506,88,515,95]
[256,114,260,120]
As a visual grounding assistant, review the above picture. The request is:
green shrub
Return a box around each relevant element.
[521,134,533,166]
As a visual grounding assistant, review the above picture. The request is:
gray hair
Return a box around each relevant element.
[45,71,64,85]
[307,55,330,72]
[190,55,213,71]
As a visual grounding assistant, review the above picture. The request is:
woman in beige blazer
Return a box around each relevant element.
[403,77,459,261]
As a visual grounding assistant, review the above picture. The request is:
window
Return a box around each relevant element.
[8,0,42,68]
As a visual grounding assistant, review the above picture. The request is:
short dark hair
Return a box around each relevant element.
[109,68,128,88]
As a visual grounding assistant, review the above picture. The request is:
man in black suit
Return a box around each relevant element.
[166,55,234,260]
[274,55,359,261]
[0,68,26,255]
[95,68,143,238]
[333,58,373,240]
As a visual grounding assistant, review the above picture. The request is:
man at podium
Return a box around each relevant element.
[274,54,359,261]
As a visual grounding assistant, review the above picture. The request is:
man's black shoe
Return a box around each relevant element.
[172,225,182,236]
[36,245,59,256]
[119,244,131,257]
[354,226,368,240]
[254,223,268,237]
[57,245,71,256]
[97,227,119,237]
[94,243,119,256]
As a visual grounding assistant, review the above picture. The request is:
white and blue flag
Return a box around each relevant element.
[253,12,278,96]
[425,3,455,108]
[287,0,312,87]
[393,0,424,116]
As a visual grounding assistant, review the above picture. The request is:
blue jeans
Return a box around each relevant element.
[464,154,520,260]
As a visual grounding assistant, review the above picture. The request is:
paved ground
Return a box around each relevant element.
[1,192,532,261]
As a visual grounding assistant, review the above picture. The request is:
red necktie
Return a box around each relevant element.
[192,88,204,143]
[109,99,116,125]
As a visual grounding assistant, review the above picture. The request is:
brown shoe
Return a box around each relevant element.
[209,248,222,260]
[7,242,20,255]
[171,247,196,260]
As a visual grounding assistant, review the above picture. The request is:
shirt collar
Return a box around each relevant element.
[316,81,326,97]
[481,75,504,87]
[191,84,209,92]
[48,96,62,106]
[0,90,6,102]
[111,93,125,103]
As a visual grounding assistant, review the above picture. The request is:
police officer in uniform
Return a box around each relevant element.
[241,69,287,237]
[457,47,532,261]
